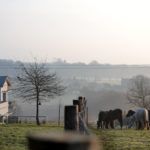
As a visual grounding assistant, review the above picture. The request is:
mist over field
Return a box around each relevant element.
[2,59,150,121]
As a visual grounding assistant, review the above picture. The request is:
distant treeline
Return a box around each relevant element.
[0,59,150,79]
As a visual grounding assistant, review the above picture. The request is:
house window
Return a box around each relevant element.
[3,93,6,101]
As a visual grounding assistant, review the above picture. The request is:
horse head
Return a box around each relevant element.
[126,110,135,117]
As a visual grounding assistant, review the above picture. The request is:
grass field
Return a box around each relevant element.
[91,127,150,150]
[1,123,150,150]
[0,123,63,150]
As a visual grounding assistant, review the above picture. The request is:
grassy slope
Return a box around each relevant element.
[0,123,63,150]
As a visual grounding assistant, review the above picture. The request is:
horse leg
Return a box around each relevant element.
[97,121,100,129]
[146,121,149,130]
[105,121,109,129]
[135,121,139,130]
[102,121,105,129]
[140,120,144,130]
[101,121,104,129]
[118,118,123,129]
[110,120,114,129]
[112,121,114,129]
[142,120,149,130]
[100,121,102,129]
[138,121,143,130]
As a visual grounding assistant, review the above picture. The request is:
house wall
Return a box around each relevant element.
[1,81,9,92]
[1,81,9,102]
[0,101,8,115]
[0,80,10,115]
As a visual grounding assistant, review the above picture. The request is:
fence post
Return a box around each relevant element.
[86,107,88,125]
[64,105,79,131]
[64,96,89,134]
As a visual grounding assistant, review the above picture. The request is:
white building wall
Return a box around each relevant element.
[1,81,9,92]
[0,81,10,116]
[1,81,9,102]
[0,88,1,101]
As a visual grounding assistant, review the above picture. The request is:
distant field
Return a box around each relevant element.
[91,127,150,150]
[0,123,63,150]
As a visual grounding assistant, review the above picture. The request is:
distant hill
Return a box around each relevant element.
[0,59,150,80]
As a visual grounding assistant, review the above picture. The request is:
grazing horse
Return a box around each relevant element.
[106,109,123,129]
[127,108,149,130]
[97,109,123,129]
[125,110,135,128]
[97,111,109,129]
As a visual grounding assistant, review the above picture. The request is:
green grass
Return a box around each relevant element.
[0,123,63,150]
[91,126,150,150]
[1,123,150,150]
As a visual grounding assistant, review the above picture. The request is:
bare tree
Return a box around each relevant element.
[127,75,150,109]
[15,61,65,125]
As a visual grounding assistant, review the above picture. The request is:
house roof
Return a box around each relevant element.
[0,76,10,87]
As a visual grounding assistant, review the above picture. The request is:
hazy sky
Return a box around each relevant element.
[1,0,150,64]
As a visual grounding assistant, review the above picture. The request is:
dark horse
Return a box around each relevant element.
[97,109,123,129]
[126,110,135,117]
[97,111,109,129]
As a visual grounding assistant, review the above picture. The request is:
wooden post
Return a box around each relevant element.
[78,97,88,133]
[64,105,79,131]
[78,96,83,112]
[86,107,88,125]
[64,97,88,134]
[58,99,62,126]
[73,100,79,106]
[58,101,61,126]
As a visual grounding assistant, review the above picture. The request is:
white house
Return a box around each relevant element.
[0,76,11,122]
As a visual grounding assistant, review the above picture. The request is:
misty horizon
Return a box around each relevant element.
[2,58,150,66]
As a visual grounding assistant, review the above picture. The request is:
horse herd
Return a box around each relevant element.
[97,108,150,130]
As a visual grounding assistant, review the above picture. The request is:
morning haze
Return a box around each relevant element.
[1,59,150,121]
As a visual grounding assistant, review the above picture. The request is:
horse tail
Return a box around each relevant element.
[145,109,149,122]
[144,109,149,130]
